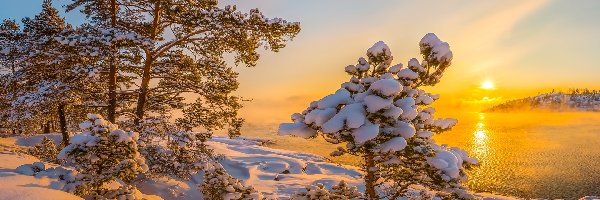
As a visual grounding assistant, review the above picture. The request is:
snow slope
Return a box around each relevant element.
[0,150,82,200]
[209,136,363,199]
[1,134,517,200]
[136,136,363,199]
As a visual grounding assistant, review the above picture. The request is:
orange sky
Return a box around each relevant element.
[222,0,600,125]
[2,1,598,129]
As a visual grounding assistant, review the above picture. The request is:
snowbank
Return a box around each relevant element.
[0,151,82,200]
[138,136,363,199]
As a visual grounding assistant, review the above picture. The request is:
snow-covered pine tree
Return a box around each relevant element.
[142,130,214,180]
[3,0,79,143]
[53,23,151,126]
[291,180,362,200]
[89,184,140,200]
[279,34,478,199]
[66,0,301,136]
[0,19,22,135]
[2,0,147,143]
[0,19,20,67]
[58,113,148,197]
[63,0,148,123]
[0,19,21,73]
[0,77,10,134]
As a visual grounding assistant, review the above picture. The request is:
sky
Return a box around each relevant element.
[2,0,600,125]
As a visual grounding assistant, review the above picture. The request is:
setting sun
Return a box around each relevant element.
[480,80,495,90]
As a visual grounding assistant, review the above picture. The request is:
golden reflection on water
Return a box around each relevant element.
[433,111,600,199]
[472,113,489,158]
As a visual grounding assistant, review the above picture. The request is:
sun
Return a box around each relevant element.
[480,80,495,90]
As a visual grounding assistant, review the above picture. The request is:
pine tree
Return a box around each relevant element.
[66,0,301,136]
[279,34,478,199]
[0,19,22,135]
[142,130,214,180]
[58,113,148,197]
[2,0,148,143]
[4,0,77,143]
[199,164,264,200]
[53,22,150,127]
[66,0,139,123]
[291,181,362,200]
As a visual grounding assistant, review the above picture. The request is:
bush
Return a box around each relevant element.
[142,131,213,180]
[87,185,142,200]
[58,114,148,197]
[291,181,362,200]
[199,165,263,200]
[28,136,59,163]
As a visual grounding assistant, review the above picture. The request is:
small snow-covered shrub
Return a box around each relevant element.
[142,131,213,180]
[397,185,476,200]
[291,181,362,200]
[59,114,148,196]
[279,34,478,199]
[199,165,263,200]
[28,136,59,163]
[87,185,141,200]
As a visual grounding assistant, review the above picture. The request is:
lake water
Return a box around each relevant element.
[239,111,600,199]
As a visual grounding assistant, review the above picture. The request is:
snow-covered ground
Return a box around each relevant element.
[0,134,364,199]
[0,134,567,200]
[0,142,81,200]
[136,136,364,199]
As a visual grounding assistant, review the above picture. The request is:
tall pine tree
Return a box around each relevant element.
[5,0,114,145]
[66,0,301,136]
[4,0,75,143]
[0,19,22,135]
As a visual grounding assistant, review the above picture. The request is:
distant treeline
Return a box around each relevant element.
[485,89,600,112]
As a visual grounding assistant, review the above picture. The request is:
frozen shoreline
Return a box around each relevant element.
[2,134,597,199]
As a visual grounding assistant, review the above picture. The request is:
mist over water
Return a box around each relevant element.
[237,111,600,199]
[435,111,600,199]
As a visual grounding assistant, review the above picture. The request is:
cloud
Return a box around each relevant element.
[460,0,549,47]
[454,0,550,72]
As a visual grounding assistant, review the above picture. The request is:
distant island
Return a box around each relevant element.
[485,89,600,112]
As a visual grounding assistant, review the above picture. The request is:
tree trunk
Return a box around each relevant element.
[364,152,378,199]
[107,0,119,123]
[134,3,161,127]
[58,104,69,146]
[134,58,152,127]
[107,57,117,123]
[43,122,50,133]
